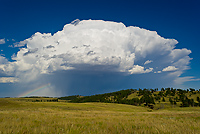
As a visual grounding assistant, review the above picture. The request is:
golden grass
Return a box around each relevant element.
[0,98,200,134]
[127,92,139,100]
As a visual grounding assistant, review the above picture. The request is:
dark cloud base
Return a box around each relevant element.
[0,69,190,97]
[46,70,175,96]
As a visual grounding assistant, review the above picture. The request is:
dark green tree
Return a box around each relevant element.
[197,96,200,102]
[162,97,165,102]
[169,97,173,105]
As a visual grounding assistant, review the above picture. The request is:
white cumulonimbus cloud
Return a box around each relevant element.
[0,19,194,85]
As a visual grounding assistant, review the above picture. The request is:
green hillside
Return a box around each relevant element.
[61,88,200,109]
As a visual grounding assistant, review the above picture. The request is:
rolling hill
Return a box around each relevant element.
[59,88,200,109]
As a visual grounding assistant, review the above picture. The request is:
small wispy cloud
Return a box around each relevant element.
[128,65,153,74]
[174,76,200,85]
[162,66,178,72]
[0,77,19,83]
[144,60,153,65]
[0,39,5,44]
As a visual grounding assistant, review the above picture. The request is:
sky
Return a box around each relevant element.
[0,0,200,97]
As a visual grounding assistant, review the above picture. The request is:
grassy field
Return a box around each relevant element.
[0,98,200,134]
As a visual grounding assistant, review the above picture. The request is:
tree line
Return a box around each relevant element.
[65,88,200,109]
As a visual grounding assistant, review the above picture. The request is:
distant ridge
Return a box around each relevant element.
[59,88,200,109]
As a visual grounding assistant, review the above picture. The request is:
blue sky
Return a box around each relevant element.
[0,0,200,97]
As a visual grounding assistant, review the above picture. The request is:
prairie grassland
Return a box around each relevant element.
[0,98,200,134]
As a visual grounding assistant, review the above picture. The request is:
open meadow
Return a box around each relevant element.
[0,98,200,134]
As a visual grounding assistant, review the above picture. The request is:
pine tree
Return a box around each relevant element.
[162,97,165,102]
